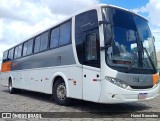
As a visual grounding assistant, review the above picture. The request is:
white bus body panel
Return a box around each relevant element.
[12,71,22,89]
[0,72,9,87]
[67,66,83,99]
[83,65,101,102]
[1,65,83,100]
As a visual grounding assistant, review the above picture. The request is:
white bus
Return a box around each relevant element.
[0,4,159,105]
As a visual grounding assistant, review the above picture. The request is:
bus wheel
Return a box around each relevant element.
[8,79,21,94]
[9,79,15,94]
[53,78,71,106]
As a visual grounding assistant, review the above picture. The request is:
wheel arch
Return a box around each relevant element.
[51,72,70,97]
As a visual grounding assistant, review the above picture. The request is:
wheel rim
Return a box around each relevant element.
[57,83,66,100]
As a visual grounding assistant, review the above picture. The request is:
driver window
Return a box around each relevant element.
[84,32,100,68]
[85,33,97,61]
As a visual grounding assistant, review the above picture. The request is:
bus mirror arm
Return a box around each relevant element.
[100,45,111,51]
[98,21,113,26]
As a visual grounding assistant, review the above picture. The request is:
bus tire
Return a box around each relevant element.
[53,78,71,106]
[8,79,21,94]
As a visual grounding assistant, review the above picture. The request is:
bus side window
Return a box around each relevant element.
[85,33,98,61]
[2,51,8,62]
[50,27,59,48]
[8,49,14,61]
[17,44,22,58]
[14,46,19,59]
[34,36,41,53]
[75,10,100,68]
[23,42,28,56]
[27,39,33,55]
[40,31,49,51]
[59,21,71,46]
[84,31,100,68]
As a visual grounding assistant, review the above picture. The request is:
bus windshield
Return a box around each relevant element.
[102,7,157,73]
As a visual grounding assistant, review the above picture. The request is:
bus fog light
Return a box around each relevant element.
[105,76,128,89]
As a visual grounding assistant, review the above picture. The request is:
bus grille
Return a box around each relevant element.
[130,86,153,89]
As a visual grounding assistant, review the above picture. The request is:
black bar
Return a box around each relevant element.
[0,112,160,118]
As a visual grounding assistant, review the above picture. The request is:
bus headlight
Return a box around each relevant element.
[105,76,129,89]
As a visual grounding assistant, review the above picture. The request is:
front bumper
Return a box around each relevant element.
[99,80,160,103]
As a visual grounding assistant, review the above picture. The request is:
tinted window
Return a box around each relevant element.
[17,44,22,58]
[50,27,59,48]
[3,51,8,61]
[14,46,18,59]
[8,49,14,60]
[75,10,99,66]
[59,21,71,46]
[85,33,98,61]
[27,39,33,55]
[34,36,41,53]
[40,32,48,51]
[23,42,28,56]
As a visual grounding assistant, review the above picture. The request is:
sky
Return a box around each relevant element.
[0,0,160,65]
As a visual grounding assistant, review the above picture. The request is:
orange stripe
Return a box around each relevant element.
[1,61,12,72]
[152,73,159,85]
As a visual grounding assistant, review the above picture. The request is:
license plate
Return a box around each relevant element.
[138,93,148,100]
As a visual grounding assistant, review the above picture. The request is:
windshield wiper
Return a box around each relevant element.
[126,47,157,73]
[143,47,156,72]
[126,54,137,73]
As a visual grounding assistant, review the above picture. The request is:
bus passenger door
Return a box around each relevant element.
[82,30,101,102]
[74,9,101,102]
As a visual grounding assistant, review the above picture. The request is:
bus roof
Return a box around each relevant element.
[5,4,148,52]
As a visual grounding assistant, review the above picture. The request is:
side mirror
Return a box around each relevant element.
[98,20,113,47]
